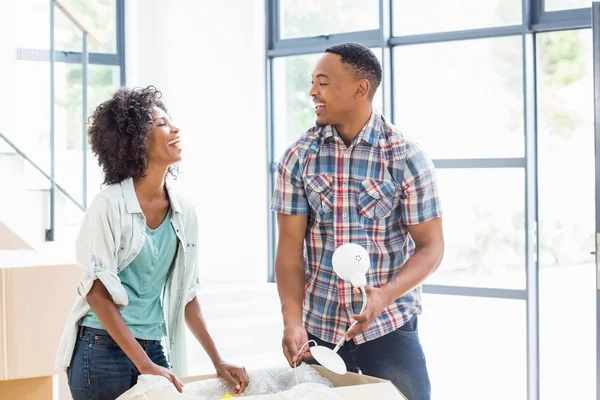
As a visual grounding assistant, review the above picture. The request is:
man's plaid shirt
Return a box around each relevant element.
[271,111,442,345]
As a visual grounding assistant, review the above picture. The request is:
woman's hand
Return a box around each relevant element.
[214,360,249,394]
[139,361,184,393]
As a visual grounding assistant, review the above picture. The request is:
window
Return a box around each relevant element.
[11,0,124,229]
[537,29,596,400]
[55,64,121,199]
[392,0,522,36]
[56,0,118,53]
[15,0,117,53]
[279,0,379,39]
[544,0,591,11]
[428,168,525,289]
[393,36,524,159]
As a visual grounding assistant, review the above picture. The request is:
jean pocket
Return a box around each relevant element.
[358,178,396,220]
[91,333,120,349]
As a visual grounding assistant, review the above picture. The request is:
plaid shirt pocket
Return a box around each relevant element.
[305,174,334,219]
[358,178,396,220]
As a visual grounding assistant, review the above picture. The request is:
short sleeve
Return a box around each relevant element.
[75,196,128,310]
[400,142,443,225]
[270,148,309,215]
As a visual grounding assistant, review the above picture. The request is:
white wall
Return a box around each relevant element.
[125,0,268,284]
[0,0,16,145]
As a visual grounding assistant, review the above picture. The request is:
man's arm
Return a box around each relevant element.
[381,217,444,302]
[384,139,444,299]
[275,213,307,326]
[270,145,310,365]
[275,213,311,365]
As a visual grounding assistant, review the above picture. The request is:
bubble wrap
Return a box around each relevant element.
[126,374,179,398]
[124,364,337,399]
[278,382,344,400]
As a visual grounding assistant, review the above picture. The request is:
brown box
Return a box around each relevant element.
[0,255,82,400]
[0,261,81,380]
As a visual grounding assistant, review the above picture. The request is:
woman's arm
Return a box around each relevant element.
[87,280,184,392]
[184,297,249,394]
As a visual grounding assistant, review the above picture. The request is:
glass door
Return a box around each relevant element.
[593,2,600,400]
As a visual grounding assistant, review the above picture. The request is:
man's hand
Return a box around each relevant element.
[344,285,392,341]
[282,323,311,367]
[214,360,249,395]
[139,362,184,393]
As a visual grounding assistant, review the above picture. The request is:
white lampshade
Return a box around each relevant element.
[310,346,347,375]
[331,243,370,288]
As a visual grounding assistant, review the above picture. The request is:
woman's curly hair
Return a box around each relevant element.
[88,85,177,186]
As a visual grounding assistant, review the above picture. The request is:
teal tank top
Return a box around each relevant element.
[81,209,178,340]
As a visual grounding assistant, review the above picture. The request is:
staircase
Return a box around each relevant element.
[0,139,90,252]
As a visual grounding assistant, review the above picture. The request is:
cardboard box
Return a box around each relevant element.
[118,365,407,399]
[0,262,82,380]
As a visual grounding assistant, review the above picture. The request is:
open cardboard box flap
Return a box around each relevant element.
[118,365,407,399]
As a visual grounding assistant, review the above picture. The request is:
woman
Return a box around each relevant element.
[54,86,249,400]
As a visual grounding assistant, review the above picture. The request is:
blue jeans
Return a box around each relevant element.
[307,314,430,400]
[67,326,170,400]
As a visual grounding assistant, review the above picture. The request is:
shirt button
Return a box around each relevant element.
[342,213,347,218]
[342,184,347,189]
[346,303,351,308]
[343,153,348,158]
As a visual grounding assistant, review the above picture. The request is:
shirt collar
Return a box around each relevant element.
[120,177,182,214]
[322,110,381,147]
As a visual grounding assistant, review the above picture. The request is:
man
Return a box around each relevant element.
[271,42,444,400]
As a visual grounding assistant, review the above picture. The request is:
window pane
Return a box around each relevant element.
[544,0,590,11]
[279,0,379,39]
[13,62,120,207]
[393,37,524,159]
[13,61,51,169]
[392,0,521,36]
[56,0,117,53]
[16,0,117,53]
[272,50,383,162]
[537,29,596,400]
[55,65,121,203]
[420,295,526,400]
[427,168,525,289]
